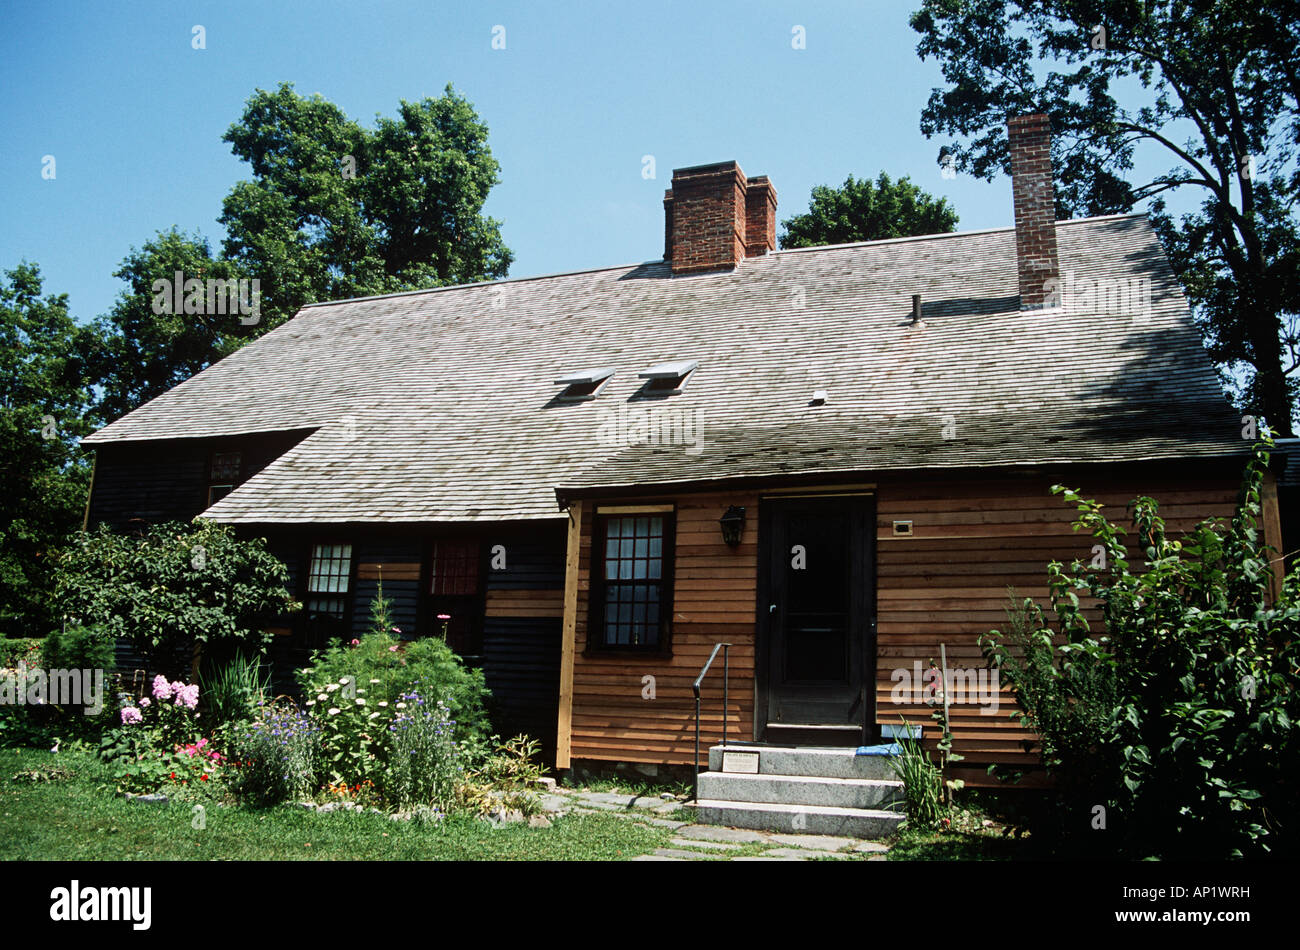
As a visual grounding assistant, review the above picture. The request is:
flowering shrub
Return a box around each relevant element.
[385,691,459,810]
[99,675,208,792]
[229,700,320,805]
[297,631,489,742]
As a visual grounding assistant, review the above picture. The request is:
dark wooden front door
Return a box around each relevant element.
[760,495,874,739]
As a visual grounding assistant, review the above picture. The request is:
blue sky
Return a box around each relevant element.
[0,0,1127,324]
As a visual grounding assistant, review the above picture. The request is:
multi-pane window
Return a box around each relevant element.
[307,543,353,620]
[592,515,671,649]
[430,540,480,596]
[430,540,481,657]
[206,451,242,507]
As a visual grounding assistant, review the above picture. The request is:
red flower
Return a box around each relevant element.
[170,772,176,780]
[200,774,208,781]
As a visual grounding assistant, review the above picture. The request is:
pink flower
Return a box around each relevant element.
[120,706,142,725]
[389,646,399,652]
[350,639,360,647]
[139,697,151,708]
[437,614,451,621]
[391,626,402,634]
[175,683,200,710]
[151,675,173,701]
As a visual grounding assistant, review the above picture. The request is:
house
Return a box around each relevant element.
[81,115,1283,802]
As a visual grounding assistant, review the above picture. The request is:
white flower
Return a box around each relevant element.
[338,678,350,686]
[325,683,340,693]
[317,693,328,702]
[328,707,341,716]
[368,712,380,720]
[355,698,366,706]
[369,679,381,684]
[377,702,388,708]
[395,702,407,709]
[305,700,316,706]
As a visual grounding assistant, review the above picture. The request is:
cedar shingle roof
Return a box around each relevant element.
[82,213,1246,523]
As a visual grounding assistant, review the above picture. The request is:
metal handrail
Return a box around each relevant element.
[692,641,731,803]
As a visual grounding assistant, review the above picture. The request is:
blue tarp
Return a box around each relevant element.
[855,743,901,756]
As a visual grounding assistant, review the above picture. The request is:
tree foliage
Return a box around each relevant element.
[910,0,1300,433]
[53,521,298,679]
[86,229,249,423]
[982,443,1299,858]
[219,82,513,332]
[0,263,98,637]
[779,172,958,248]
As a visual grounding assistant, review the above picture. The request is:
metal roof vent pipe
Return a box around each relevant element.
[910,293,926,328]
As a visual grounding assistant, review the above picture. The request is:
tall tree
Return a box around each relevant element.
[0,263,97,637]
[88,229,248,423]
[910,0,1300,434]
[780,172,958,248]
[219,82,513,331]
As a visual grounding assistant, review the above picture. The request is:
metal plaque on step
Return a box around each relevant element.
[721,751,760,774]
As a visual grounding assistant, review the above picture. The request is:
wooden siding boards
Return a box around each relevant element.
[569,492,758,767]
[561,464,1245,782]
[85,431,312,530]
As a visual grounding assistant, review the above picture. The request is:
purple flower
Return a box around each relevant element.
[120,706,142,725]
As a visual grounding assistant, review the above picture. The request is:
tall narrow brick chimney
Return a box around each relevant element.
[1007,114,1060,309]
[663,161,776,275]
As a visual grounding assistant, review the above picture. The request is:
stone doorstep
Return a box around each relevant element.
[698,771,902,809]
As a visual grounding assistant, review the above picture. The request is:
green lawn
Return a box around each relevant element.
[0,747,673,861]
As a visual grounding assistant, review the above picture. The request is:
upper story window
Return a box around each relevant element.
[207,451,242,506]
[589,513,674,651]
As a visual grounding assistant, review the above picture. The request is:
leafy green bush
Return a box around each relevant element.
[297,631,489,743]
[456,735,545,817]
[0,638,43,669]
[53,520,297,679]
[981,442,1300,858]
[41,624,115,673]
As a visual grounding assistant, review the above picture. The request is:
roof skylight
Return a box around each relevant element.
[637,360,697,395]
[553,367,615,402]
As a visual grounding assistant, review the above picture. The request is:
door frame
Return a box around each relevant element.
[753,491,877,742]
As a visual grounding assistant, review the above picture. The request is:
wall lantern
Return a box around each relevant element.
[719,506,746,547]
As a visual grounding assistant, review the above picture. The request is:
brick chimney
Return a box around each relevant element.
[1007,114,1060,309]
[663,161,776,274]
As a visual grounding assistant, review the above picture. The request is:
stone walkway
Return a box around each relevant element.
[540,787,891,861]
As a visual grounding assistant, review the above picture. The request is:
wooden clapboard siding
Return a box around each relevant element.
[569,491,759,766]
[485,589,564,618]
[350,541,422,637]
[563,465,1250,783]
[86,431,311,530]
[872,470,1241,779]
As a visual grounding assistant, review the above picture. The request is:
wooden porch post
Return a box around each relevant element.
[1261,468,1285,603]
[556,500,583,770]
